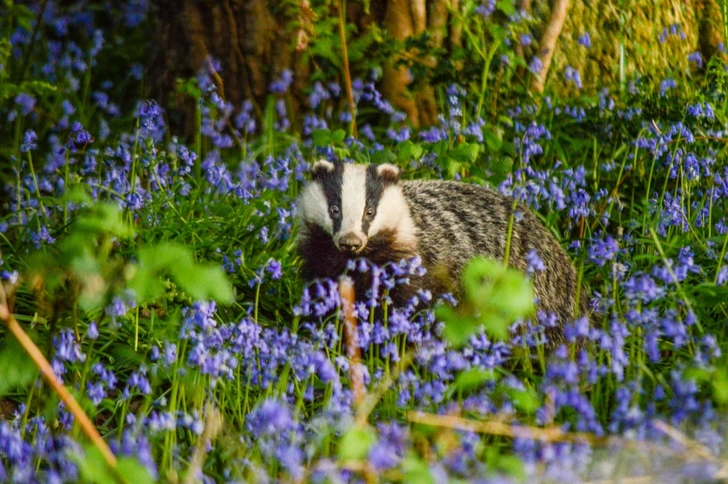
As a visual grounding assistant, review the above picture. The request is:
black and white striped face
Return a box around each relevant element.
[298,160,410,253]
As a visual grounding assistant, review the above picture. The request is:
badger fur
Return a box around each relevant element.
[296,160,590,346]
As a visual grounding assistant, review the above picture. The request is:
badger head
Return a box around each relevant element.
[298,160,414,254]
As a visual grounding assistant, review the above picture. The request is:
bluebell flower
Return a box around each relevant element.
[123,0,148,27]
[129,63,144,80]
[15,93,36,115]
[717,266,728,285]
[475,0,496,17]
[86,322,98,340]
[660,78,677,95]
[20,129,37,153]
[563,66,583,89]
[526,249,546,275]
[31,226,56,248]
[588,235,619,267]
[687,51,703,68]
[308,81,330,108]
[528,56,543,74]
[269,69,293,93]
[578,32,592,47]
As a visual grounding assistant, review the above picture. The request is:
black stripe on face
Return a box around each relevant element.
[363,164,388,234]
[317,162,344,233]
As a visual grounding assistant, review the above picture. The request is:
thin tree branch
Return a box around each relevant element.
[337,0,358,138]
[530,0,570,94]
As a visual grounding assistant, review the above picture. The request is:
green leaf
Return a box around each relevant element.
[127,265,166,304]
[486,446,525,480]
[489,270,534,319]
[403,454,435,484]
[450,142,480,164]
[713,368,728,404]
[173,264,234,303]
[398,140,424,162]
[62,184,93,205]
[73,446,116,483]
[483,129,503,152]
[437,305,480,348]
[370,149,397,164]
[74,203,134,239]
[332,129,347,144]
[506,387,540,414]
[0,332,39,396]
[115,457,155,484]
[130,243,233,305]
[445,367,496,399]
[338,425,377,461]
[496,0,517,17]
[312,129,332,147]
[444,258,535,342]
[73,445,154,484]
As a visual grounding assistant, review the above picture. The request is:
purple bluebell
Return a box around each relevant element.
[578,32,592,47]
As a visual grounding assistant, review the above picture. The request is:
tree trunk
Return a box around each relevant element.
[149,0,309,135]
[147,0,725,134]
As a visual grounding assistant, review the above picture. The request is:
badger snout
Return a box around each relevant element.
[337,232,366,253]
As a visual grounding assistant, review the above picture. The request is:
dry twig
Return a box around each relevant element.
[0,284,117,470]
[530,0,570,93]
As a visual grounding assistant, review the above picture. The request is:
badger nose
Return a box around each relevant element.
[339,233,363,252]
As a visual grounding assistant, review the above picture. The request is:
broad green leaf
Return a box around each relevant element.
[115,457,154,484]
[73,446,116,484]
[126,265,166,304]
[506,387,540,414]
[496,0,517,16]
[338,425,377,461]
[332,129,347,144]
[370,149,397,164]
[171,262,234,304]
[403,454,435,484]
[486,446,525,481]
[713,368,728,404]
[398,140,424,162]
[131,243,233,305]
[74,203,134,239]
[312,129,332,147]
[437,305,480,348]
[445,367,496,399]
[0,332,39,396]
[489,270,534,319]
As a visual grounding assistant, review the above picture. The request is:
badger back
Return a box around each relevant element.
[400,179,590,342]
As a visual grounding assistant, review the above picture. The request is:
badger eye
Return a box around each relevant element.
[330,205,341,217]
[365,207,375,217]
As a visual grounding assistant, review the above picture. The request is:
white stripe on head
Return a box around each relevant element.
[298,183,332,234]
[339,164,367,240]
[368,185,417,245]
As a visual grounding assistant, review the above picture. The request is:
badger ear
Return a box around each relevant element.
[311,159,336,181]
[377,163,400,184]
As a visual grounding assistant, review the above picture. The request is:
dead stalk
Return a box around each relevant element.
[338,277,365,408]
[0,284,117,470]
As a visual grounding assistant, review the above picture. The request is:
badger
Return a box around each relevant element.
[296,160,591,346]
